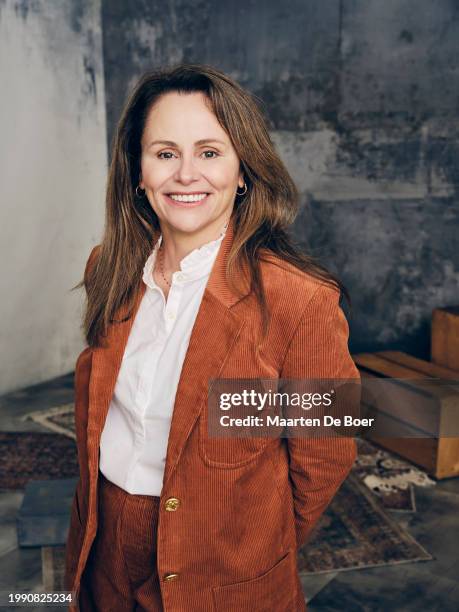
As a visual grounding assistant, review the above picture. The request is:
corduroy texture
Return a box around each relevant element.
[65,216,359,612]
[79,471,163,611]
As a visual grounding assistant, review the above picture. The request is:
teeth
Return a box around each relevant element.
[169,193,208,203]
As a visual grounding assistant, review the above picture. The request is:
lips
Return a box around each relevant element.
[164,193,211,208]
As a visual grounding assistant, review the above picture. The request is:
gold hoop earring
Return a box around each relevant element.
[236,182,247,196]
[135,185,146,198]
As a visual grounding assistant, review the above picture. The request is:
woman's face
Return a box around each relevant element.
[139,91,244,238]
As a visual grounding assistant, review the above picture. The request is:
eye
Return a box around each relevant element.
[157,151,176,159]
[202,150,219,159]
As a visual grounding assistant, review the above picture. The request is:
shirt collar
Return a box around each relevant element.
[142,221,228,289]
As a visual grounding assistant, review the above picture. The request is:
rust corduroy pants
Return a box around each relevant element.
[79,471,164,611]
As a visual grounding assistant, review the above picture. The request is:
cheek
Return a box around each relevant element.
[205,163,239,190]
[142,161,169,190]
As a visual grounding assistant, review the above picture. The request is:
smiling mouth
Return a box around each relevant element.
[164,193,211,207]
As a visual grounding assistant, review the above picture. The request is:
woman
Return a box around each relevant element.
[65,63,359,612]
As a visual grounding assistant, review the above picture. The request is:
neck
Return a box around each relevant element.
[157,216,230,275]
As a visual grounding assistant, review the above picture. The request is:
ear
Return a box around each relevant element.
[238,172,245,189]
[139,173,144,189]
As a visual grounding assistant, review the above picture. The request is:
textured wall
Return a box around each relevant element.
[0,0,107,393]
[101,0,459,358]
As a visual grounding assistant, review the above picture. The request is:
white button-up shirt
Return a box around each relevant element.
[99,223,228,495]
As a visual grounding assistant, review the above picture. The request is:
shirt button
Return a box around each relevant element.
[167,311,176,320]
[176,272,186,281]
[163,573,179,582]
[165,497,180,511]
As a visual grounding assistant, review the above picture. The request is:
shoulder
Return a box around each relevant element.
[259,250,341,316]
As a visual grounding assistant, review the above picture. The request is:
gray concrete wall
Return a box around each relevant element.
[0,0,107,393]
[101,0,459,359]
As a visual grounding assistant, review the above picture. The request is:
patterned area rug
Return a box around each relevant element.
[298,474,432,575]
[0,432,79,490]
[22,403,76,440]
[354,439,436,512]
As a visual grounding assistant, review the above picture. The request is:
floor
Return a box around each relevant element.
[0,374,458,611]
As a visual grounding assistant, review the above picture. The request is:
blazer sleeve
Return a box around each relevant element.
[280,283,360,550]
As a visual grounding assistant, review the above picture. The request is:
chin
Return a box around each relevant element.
[167,217,212,234]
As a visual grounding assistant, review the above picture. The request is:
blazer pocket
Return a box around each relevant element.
[198,413,270,469]
[211,550,296,612]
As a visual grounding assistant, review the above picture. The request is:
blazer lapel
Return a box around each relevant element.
[86,216,251,485]
[162,290,245,488]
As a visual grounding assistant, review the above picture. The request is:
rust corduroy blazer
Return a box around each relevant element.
[64,217,359,611]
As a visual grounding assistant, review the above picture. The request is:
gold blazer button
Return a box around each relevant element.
[165,497,180,511]
[163,573,179,582]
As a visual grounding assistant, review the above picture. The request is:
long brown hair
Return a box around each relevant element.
[74,63,351,347]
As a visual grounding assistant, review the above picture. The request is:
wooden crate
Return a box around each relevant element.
[353,351,459,479]
[432,306,459,371]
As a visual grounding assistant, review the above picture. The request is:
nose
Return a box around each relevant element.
[174,152,200,184]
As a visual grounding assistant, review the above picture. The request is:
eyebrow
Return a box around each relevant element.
[148,138,227,148]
